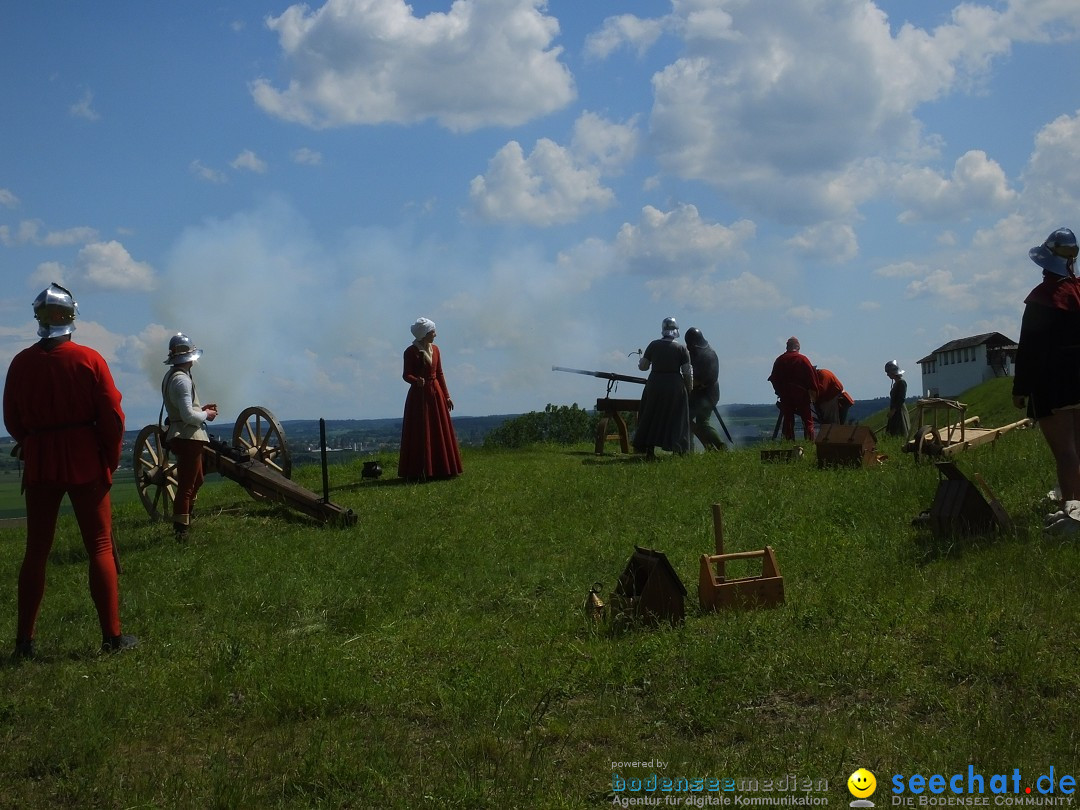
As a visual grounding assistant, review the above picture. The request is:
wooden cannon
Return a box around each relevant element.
[133,405,357,526]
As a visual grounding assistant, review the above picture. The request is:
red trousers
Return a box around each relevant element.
[780,397,815,441]
[18,478,121,642]
[172,438,205,525]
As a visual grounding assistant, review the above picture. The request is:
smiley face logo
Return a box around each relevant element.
[848,768,877,799]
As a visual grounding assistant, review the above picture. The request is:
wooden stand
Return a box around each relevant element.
[698,504,785,611]
[926,461,1010,537]
[594,397,640,455]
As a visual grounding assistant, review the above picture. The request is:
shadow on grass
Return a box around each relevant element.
[580,454,651,466]
[329,474,459,493]
[908,523,1017,565]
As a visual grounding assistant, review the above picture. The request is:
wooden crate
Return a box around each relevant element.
[814,424,877,469]
[760,446,804,463]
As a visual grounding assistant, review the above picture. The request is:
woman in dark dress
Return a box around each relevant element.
[398,317,463,481]
[884,360,910,437]
[1011,228,1080,532]
[633,317,693,457]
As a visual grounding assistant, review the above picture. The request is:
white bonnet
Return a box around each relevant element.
[411,317,436,339]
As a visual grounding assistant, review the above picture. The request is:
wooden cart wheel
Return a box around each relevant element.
[232,405,292,481]
[133,424,177,522]
[913,425,942,464]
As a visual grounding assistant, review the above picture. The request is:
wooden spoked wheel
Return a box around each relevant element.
[133,424,177,522]
[913,425,941,464]
[232,406,292,493]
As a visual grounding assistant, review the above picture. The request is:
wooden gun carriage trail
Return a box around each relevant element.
[133,405,357,527]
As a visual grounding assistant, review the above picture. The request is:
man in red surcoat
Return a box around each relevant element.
[815,367,854,425]
[4,283,137,658]
[768,336,818,441]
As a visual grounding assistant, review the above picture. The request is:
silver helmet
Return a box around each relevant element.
[1029,228,1079,277]
[884,360,903,376]
[33,283,78,338]
[662,316,679,338]
[164,332,203,365]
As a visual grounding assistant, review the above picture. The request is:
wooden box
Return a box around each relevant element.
[760,446,804,463]
[698,503,785,611]
[815,424,877,469]
[698,547,785,611]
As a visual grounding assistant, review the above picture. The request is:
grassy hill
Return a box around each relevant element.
[0,376,1073,808]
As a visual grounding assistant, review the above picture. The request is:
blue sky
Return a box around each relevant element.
[3,0,1080,430]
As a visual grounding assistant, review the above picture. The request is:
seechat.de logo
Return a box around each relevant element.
[849,768,878,808]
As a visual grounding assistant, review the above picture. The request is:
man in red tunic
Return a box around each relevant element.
[814,367,854,425]
[4,283,137,658]
[768,337,818,441]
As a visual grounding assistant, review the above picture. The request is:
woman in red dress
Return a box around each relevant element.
[398,318,463,481]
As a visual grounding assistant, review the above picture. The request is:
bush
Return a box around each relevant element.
[483,403,599,448]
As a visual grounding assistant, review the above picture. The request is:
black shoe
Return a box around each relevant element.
[173,522,189,541]
[101,634,139,653]
[12,638,35,660]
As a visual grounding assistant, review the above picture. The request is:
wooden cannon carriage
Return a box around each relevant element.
[133,406,357,526]
[903,398,1032,463]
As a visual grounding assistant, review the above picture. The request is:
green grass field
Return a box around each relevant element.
[0,468,151,520]
[1,377,1077,809]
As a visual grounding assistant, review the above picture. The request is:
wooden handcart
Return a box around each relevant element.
[904,398,1031,463]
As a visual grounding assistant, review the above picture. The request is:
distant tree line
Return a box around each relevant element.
[483,404,605,449]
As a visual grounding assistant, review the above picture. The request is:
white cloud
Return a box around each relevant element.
[785,222,859,262]
[292,147,323,166]
[614,204,755,276]
[999,0,1080,42]
[252,0,575,132]
[584,13,669,59]
[1019,109,1080,223]
[619,0,1026,223]
[470,112,638,225]
[469,139,614,226]
[0,220,98,247]
[76,241,156,292]
[70,89,100,121]
[647,271,785,311]
[231,149,268,173]
[905,268,975,309]
[785,305,832,323]
[875,260,927,278]
[894,150,1016,222]
[29,261,67,289]
[0,188,18,208]
[190,160,228,184]
[571,111,639,173]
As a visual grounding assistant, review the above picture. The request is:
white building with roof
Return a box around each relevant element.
[917,332,1017,398]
